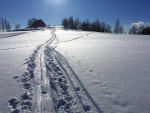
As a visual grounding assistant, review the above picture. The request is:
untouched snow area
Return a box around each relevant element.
[0,29,150,113]
[56,30,150,113]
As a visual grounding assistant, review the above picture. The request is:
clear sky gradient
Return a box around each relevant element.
[0,0,150,31]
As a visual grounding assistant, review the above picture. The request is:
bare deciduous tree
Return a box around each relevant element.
[27,17,36,28]
[15,24,21,30]
[1,18,5,32]
[0,18,11,32]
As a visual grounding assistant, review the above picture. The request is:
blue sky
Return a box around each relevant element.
[0,0,150,32]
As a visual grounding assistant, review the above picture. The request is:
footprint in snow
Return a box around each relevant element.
[13,76,18,79]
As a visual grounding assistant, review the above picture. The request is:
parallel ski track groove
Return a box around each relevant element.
[51,50,86,111]
[52,50,102,113]
[36,29,56,113]
[45,48,85,112]
[35,29,102,113]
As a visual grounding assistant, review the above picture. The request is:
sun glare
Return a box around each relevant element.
[55,0,61,3]
[48,0,65,4]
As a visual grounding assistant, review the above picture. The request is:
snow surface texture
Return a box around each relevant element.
[6,29,102,113]
[0,30,51,113]
[0,29,150,113]
[56,30,150,113]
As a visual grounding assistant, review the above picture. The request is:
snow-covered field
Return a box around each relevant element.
[0,29,150,113]
[0,30,52,113]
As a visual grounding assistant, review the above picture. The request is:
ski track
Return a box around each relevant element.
[0,32,27,39]
[58,32,93,43]
[8,29,102,113]
[0,45,37,51]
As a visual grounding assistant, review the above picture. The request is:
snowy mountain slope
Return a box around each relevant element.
[56,30,150,113]
[6,29,102,113]
[1,29,150,113]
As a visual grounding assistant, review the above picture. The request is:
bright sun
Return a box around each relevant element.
[48,0,64,4]
[55,0,61,3]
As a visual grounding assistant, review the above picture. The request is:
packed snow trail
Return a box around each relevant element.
[8,29,102,113]
[34,29,57,113]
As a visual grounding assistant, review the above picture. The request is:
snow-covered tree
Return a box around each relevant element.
[129,24,137,34]
[129,22,145,34]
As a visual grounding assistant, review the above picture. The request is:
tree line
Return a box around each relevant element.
[62,16,123,34]
[0,17,37,32]
[140,27,150,35]
[1,16,150,35]
[15,17,37,30]
[0,18,11,32]
[0,17,22,31]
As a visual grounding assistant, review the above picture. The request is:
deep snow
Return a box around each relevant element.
[0,29,150,113]
[56,30,150,113]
